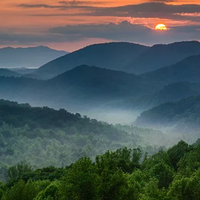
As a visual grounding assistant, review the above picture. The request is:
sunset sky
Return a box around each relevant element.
[1,0,200,51]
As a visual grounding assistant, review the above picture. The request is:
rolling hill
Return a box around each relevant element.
[126,41,200,74]
[32,42,149,79]
[0,68,20,77]
[102,81,200,111]
[140,53,200,88]
[40,65,154,110]
[0,65,154,113]
[135,95,200,131]
[0,46,67,68]
[1,55,200,116]
[9,67,36,75]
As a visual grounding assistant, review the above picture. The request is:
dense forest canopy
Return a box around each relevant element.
[0,41,200,199]
[1,140,200,200]
[0,99,171,183]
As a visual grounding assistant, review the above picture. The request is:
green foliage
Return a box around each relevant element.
[135,95,200,134]
[0,100,144,177]
[7,162,32,182]
[167,140,189,170]
[0,100,200,200]
[2,141,200,200]
[60,157,99,200]
[2,180,39,200]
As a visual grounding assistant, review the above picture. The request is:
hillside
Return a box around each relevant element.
[0,99,142,170]
[101,81,200,113]
[32,42,149,79]
[0,66,154,113]
[126,41,200,74]
[0,46,67,68]
[135,95,200,130]
[2,140,200,200]
[150,82,200,105]
[47,65,151,97]
[140,53,200,87]
[1,65,200,115]
[0,69,20,77]
[9,68,36,75]
[41,65,154,111]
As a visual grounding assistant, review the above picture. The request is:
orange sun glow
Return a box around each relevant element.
[155,24,167,31]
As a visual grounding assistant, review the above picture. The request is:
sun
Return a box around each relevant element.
[155,24,167,31]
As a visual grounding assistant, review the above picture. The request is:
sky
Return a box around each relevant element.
[1,0,200,51]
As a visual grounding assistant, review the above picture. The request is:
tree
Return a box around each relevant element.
[7,162,32,182]
[167,140,189,170]
[60,157,100,200]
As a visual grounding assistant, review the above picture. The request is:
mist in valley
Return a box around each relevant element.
[0,41,200,199]
[2,0,200,196]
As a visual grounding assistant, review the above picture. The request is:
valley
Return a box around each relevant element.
[0,41,200,199]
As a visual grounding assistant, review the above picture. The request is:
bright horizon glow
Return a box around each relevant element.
[155,24,168,31]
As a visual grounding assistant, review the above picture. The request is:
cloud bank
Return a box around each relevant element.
[1,21,200,47]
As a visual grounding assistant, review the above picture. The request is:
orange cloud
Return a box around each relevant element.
[1,0,200,50]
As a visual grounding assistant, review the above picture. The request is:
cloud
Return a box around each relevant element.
[48,21,153,42]
[19,2,200,22]
[58,1,108,6]
[89,3,200,18]
[48,21,200,44]
[149,0,175,2]
[1,21,200,47]
[18,1,104,10]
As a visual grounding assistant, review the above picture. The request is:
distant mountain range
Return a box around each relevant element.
[31,41,200,80]
[0,65,152,112]
[0,46,67,68]
[32,42,148,79]
[0,57,200,114]
[141,53,200,86]
[125,41,200,74]
[0,41,200,119]
[0,69,20,77]
[10,68,36,75]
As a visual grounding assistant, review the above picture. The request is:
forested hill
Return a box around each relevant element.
[0,69,20,77]
[0,66,154,113]
[2,140,200,200]
[0,99,143,171]
[32,42,148,79]
[0,99,125,133]
[46,65,151,99]
[135,95,200,130]
[126,41,200,74]
[140,53,200,86]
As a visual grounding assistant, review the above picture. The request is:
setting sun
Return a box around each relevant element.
[155,24,167,31]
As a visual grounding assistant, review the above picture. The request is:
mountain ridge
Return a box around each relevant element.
[126,41,200,74]
[0,46,67,68]
[32,42,149,79]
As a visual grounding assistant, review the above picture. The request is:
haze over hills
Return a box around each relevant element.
[103,53,200,112]
[135,96,200,133]
[102,81,200,111]
[0,65,154,113]
[3,0,200,195]
[141,53,200,86]
[10,68,36,75]
[0,46,67,68]
[0,41,200,123]
[0,68,20,77]
[125,41,200,74]
[150,82,200,105]
[32,42,149,79]
[0,57,200,118]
